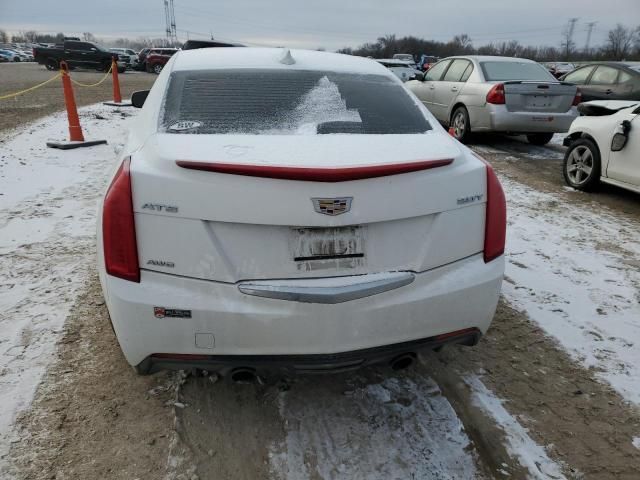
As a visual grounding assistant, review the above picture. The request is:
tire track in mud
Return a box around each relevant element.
[176,367,492,480]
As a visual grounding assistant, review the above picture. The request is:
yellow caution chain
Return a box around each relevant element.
[0,72,63,100]
[68,63,113,87]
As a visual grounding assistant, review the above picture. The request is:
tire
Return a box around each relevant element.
[153,63,163,74]
[118,66,126,74]
[45,59,58,71]
[563,138,601,191]
[102,61,111,73]
[450,106,471,143]
[527,133,554,145]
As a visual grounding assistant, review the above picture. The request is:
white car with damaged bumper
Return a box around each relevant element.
[563,100,640,193]
[98,48,506,378]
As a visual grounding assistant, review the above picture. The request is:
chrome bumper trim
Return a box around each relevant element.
[238,272,415,304]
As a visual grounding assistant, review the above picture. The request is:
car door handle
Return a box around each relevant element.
[451,87,458,92]
[605,89,613,94]
[429,85,435,90]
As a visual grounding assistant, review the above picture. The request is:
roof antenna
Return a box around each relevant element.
[279,48,295,65]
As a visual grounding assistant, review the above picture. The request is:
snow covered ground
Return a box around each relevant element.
[501,175,640,404]
[0,105,134,462]
[269,375,483,480]
[464,375,566,480]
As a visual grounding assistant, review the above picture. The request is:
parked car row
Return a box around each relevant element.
[0,44,35,62]
[109,48,140,70]
[399,54,639,194]
[375,58,422,82]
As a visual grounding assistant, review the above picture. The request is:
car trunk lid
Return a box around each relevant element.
[131,133,488,282]
[504,81,576,113]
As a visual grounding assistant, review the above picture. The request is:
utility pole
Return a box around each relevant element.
[164,0,177,46]
[562,17,579,60]
[584,22,597,55]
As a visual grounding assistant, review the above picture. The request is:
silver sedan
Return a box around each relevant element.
[406,55,580,145]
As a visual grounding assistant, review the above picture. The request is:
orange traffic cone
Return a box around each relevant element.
[46,61,107,149]
[104,56,132,107]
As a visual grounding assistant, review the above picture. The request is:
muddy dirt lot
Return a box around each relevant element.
[0,63,156,131]
[1,65,640,479]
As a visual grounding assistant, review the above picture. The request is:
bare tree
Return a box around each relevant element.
[83,32,97,42]
[605,23,638,60]
[0,29,8,43]
[451,34,472,50]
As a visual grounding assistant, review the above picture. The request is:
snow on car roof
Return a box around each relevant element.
[172,47,391,75]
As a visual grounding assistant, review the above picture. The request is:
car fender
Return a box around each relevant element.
[566,120,610,172]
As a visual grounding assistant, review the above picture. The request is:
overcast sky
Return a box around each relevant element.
[1,0,638,50]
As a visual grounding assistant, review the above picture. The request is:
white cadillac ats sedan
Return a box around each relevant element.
[98,48,506,378]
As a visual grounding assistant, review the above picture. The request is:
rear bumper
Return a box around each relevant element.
[488,105,578,133]
[142,328,481,375]
[100,253,504,369]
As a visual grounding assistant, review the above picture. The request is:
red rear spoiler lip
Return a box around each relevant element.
[175,159,454,182]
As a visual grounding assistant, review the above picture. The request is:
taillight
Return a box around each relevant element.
[486,83,505,105]
[572,88,582,106]
[482,161,507,263]
[102,157,139,282]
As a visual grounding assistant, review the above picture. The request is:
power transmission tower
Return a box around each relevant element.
[584,22,597,54]
[562,17,579,60]
[164,0,177,45]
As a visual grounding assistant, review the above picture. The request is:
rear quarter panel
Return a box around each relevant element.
[456,82,493,130]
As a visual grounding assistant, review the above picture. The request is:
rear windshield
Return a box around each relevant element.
[159,69,431,135]
[481,61,556,82]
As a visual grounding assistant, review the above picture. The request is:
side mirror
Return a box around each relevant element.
[611,120,631,152]
[131,90,150,108]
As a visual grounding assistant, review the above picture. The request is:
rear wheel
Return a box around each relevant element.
[45,59,58,70]
[153,63,163,74]
[526,133,554,145]
[563,138,601,191]
[450,106,471,143]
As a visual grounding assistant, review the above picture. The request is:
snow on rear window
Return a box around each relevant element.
[159,69,431,135]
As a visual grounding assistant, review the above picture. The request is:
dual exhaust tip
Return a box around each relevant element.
[227,353,416,383]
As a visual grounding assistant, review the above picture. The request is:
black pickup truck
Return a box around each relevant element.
[34,40,125,73]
